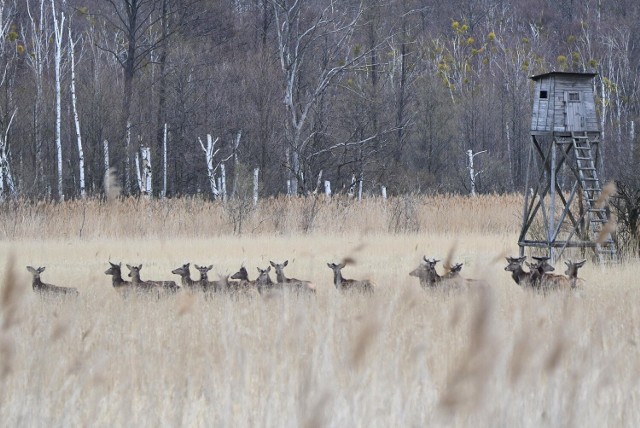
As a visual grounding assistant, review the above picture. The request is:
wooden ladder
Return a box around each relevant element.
[571,131,616,262]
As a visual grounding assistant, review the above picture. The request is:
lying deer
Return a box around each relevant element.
[27,266,79,296]
[269,260,315,294]
[255,266,278,295]
[126,264,180,292]
[229,266,256,296]
[327,262,374,294]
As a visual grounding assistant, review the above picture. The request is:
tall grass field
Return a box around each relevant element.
[1,195,639,427]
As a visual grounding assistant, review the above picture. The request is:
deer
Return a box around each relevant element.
[255,266,276,295]
[409,257,441,289]
[269,260,315,294]
[327,262,374,294]
[126,264,180,293]
[504,256,534,288]
[105,261,131,291]
[171,263,201,290]
[564,259,587,289]
[229,266,256,296]
[410,257,471,290]
[194,264,229,293]
[27,266,78,296]
[526,256,572,292]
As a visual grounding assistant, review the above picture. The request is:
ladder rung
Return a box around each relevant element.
[588,208,607,212]
[576,156,591,160]
[580,167,596,171]
[584,188,600,192]
[583,177,598,181]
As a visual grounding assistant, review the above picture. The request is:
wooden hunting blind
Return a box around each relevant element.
[519,71,616,262]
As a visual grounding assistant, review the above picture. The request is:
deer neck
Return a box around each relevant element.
[275,270,287,283]
[332,271,344,288]
[32,277,45,290]
[112,273,128,287]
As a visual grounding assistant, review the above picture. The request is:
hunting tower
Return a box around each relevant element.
[518,72,616,262]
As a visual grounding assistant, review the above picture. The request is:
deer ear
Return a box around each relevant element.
[423,256,429,262]
[266,266,271,272]
[338,262,346,269]
[138,264,143,270]
[327,263,333,268]
[195,264,201,269]
[126,264,132,270]
[26,266,35,273]
[208,265,213,270]
[283,260,288,266]
[565,260,571,266]
[270,261,276,267]
[39,267,46,273]
[577,260,587,267]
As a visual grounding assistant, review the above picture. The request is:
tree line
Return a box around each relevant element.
[0,0,638,201]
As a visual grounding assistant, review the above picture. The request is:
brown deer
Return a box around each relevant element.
[327,262,374,294]
[126,264,180,292]
[229,266,256,296]
[269,260,315,294]
[194,264,228,292]
[564,259,587,289]
[27,266,79,296]
[255,266,276,294]
[409,257,441,289]
[171,263,201,290]
[504,256,534,287]
[105,261,131,291]
[526,256,571,292]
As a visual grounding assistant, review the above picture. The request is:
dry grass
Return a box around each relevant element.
[1,195,639,427]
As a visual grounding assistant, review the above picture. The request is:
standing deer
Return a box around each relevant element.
[269,260,315,294]
[27,266,79,296]
[504,256,533,287]
[126,264,180,292]
[327,262,374,294]
[171,263,201,290]
[526,256,572,292]
[195,264,228,292]
[105,261,131,291]
[409,257,441,289]
[564,259,587,289]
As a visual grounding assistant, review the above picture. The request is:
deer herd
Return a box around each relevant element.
[25,254,588,298]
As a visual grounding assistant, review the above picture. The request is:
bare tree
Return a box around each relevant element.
[271,0,368,194]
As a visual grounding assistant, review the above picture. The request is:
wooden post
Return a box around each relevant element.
[549,139,557,263]
[381,186,387,199]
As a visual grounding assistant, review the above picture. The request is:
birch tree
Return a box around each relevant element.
[51,0,65,200]
[271,0,367,194]
[69,25,85,198]
[198,134,232,200]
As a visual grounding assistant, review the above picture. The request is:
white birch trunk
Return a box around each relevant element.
[162,123,167,198]
[125,121,131,194]
[198,134,220,199]
[140,145,152,196]
[103,140,110,176]
[324,180,331,198]
[220,164,227,200]
[253,167,259,205]
[0,110,17,200]
[135,151,142,194]
[467,149,477,196]
[52,2,65,200]
[68,26,85,198]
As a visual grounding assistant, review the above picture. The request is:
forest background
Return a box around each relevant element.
[0,0,638,201]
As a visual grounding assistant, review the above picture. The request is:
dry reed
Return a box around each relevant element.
[0,195,639,427]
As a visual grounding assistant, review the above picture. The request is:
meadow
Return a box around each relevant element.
[0,195,639,427]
